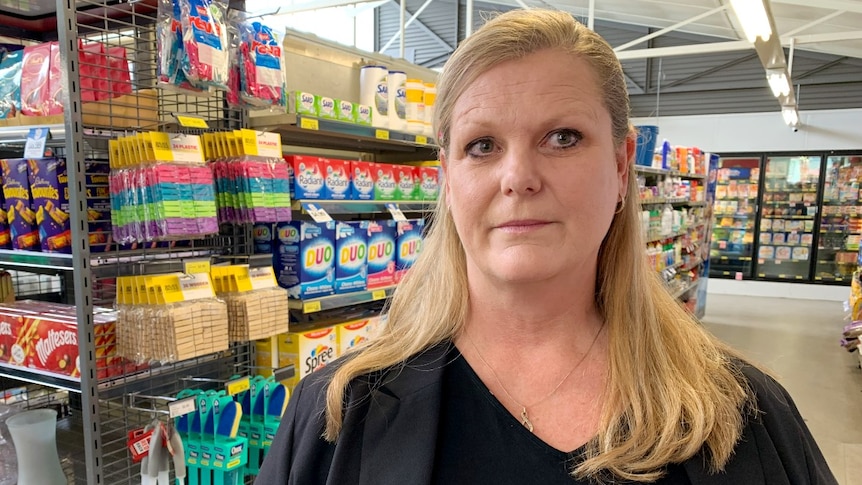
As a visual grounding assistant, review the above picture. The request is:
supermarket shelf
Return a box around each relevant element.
[248,113,437,154]
[0,362,81,393]
[645,230,688,244]
[671,280,699,299]
[714,213,754,218]
[757,273,807,280]
[820,229,862,234]
[680,258,704,272]
[761,215,815,220]
[758,258,811,264]
[762,201,814,206]
[763,189,818,194]
[817,260,857,265]
[716,196,758,201]
[814,275,851,283]
[293,199,436,215]
[289,286,396,314]
[716,255,753,261]
[0,248,217,275]
[0,249,75,273]
[633,165,706,180]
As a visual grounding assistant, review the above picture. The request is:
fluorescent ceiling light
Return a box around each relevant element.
[729,0,772,43]
[782,106,799,126]
[767,71,791,97]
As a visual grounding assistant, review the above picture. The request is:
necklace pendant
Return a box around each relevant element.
[521,407,534,432]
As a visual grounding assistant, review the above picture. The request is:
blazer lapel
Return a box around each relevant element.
[357,343,451,485]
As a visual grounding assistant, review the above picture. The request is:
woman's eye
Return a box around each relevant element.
[546,129,582,149]
[466,138,497,157]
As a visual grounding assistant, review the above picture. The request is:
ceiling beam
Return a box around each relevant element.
[794,56,849,80]
[614,5,727,52]
[665,53,759,89]
[782,10,846,37]
[267,0,381,15]
[771,0,862,15]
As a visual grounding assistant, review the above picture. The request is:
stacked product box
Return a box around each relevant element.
[28,158,71,253]
[1,158,39,250]
[395,219,425,283]
[337,316,380,355]
[334,221,368,294]
[274,220,336,299]
[287,91,371,127]
[278,325,339,389]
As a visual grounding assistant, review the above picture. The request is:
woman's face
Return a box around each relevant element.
[442,48,633,287]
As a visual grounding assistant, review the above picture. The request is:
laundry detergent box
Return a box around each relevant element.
[395,219,424,283]
[324,159,352,201]
[28,158,71,253]
[356,104,372,126]
[417,166,440,200]
[373,163,398,201]
[337,316,380,355]
[317,96,338,120]
[335,221,368,294]
[278,325,339,389]
[287,91,317,116]
[1,158,39,251]
[350,161,375,200]
[394,165,417,201]
[274,220,336,299]
[285,155,327,199]
[335,99,355,123]
[366,220,397,289]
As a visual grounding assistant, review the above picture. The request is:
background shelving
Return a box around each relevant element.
[709,157,760,280]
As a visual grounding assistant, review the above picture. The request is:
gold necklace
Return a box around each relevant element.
[465,323,604,433]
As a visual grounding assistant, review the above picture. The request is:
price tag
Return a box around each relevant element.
[386,203,408,222]
[175,115,210,129]
[168,397,196,418]
[371,289,387,301]
[24,127,49,158]
[226,376,250,396]
[375,129,390,140]
[779,274,786,278]
[273,365,296,382]
[184,259,211,275]
[758,259,765,264]
[303,300,322,313]
[415,135,428,145]
[735,272,743,281]
[249,266,278,290]
[304,203,333,223]
[300,117,320,130]
[718,241,727,249]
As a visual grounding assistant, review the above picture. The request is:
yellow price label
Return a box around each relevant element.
[375,129,390,140]
[415,135,428,145]
[176,115,210,129]
[300,117,319,130]
[371,289,387,301]
[303,300,322,313]
[184,260,211,274]
[226,376,250,396]
[778,274,786,278]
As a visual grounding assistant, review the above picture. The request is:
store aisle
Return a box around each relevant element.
[702,294,862,485]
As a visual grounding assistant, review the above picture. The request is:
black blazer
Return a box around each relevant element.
[255,343,836,484]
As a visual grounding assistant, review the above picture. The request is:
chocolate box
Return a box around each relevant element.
[29,158,71,253]
[1,158,39,250]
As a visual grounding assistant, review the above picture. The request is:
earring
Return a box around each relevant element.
[614,195,626,215]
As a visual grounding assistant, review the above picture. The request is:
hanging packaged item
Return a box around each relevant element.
[0,50,22,120]
[19,44,51,116]
[238,21,286,108]
[180,0,229,90]
[156,0,204,93]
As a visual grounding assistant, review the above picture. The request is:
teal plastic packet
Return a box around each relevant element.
[0,50,23,119]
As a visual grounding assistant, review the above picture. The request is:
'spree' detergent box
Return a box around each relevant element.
[334,221,368,294]
[1,159,39,251]
[274,221,336,299]
[366,220,396,289]
[337,316,379,355]
[286,155,326,199]
[395,219,424,283]
[351,161,375,200]
[278,326,339,389]
[324,159,352,201]
[373,163,397,201]
[29,158,71,253]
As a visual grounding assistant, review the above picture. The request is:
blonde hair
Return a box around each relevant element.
[325,9,749,481]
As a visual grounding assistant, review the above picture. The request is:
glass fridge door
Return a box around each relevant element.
[755,155,822,281]
[709,157,760,279]
[815,154,862,284]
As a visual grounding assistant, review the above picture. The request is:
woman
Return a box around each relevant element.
[257,9,835,484]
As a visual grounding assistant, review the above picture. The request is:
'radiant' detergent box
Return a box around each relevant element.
[1,159,39,251]
[351,161,375,200]
[395,219,424,283]
[337,316,380,355]
[285,155,327,200]
[394,165,416,201]
[417,166,440,200]
[334,221,368,294]
[28,158,71,253]
[274,221,336,299]
[324,159,352,201]
[372,163,398,201]
[278,325,339,389]
[366,220,397,289]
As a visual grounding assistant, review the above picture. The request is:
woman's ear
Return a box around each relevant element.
[439,149,449,201]
[616,133,636,197]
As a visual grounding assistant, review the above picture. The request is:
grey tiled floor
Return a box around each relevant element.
[703,293,862,484]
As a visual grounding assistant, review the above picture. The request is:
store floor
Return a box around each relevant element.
[703,293,862,484]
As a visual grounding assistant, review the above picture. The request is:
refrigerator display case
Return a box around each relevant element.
[815,154,862,283]
[755,155,822,281]
[709,157,760,280]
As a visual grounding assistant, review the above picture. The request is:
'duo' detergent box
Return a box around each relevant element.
[395,219,424,283]
[1,159,39,251]
[324,159,352,201]
[274,221,336,298]
[373,163,398,201]
[278,326,339,389]
[335,221,368,294]
[351,161,375,200]
[337,316,380,355]
[29,158,71,253]
[394,165,416,201]
[366,220,397,289]
[285,155,327,200]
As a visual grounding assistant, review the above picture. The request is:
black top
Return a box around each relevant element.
[432,349,691,484]
[255,341,837,485]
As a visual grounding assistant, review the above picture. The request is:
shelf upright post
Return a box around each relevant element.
[55,0,103,483]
